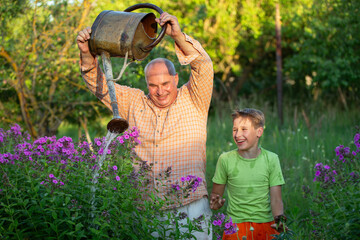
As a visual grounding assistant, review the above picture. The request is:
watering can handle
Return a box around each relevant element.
[124,3,167,51]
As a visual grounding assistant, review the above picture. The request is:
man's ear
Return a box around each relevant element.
[175,73,179,86]
[257,127,264,138]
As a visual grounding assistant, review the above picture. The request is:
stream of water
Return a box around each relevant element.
[90,130,119,217]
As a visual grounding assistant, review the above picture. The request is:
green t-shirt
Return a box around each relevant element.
[212,148,285,223]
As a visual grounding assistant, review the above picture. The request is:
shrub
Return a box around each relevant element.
[302,127,360,239]
[0,124,206,239]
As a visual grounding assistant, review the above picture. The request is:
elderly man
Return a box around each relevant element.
[77,12,213,239]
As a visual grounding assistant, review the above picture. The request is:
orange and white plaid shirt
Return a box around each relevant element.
[81,33,213,208]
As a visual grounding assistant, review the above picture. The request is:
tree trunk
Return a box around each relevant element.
[275,3,283,126]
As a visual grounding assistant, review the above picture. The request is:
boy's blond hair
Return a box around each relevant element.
[231,108,265,129]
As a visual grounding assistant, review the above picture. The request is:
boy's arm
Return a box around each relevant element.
[270,185,288,232]
[270,185,283,217]
[210,183,226,210]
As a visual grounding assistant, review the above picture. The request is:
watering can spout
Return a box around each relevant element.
[107,118,129,134]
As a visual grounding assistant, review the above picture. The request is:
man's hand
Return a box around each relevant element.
[155,12,182,40]
[77,27,92,54]
[210,194,225,210]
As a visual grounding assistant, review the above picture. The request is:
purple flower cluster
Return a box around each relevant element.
[116,127,141,146]
[313,131,360,187]
[170,175,203,198]
[335,145,351,162]
[313,163,337,183]
[0,124,142,192]
[40,173,65,188]
[212,213,237,239]
[354,133,360,148]
[0,123,31,147]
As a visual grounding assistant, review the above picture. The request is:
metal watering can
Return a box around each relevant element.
[89,3,167,134]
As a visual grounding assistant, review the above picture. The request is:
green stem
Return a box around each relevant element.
[330,191,347,221]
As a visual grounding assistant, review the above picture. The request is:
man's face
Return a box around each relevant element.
[145,62,179,108]
[232,117,263,153]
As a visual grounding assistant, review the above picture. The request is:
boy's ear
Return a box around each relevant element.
[257,127,264,138]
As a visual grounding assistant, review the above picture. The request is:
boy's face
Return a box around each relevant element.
[232,117,264,153]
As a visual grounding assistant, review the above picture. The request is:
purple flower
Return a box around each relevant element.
[53,180,58,184]
[60,182,64,185]
[96,140,102,146]
[180,177,185,182]
[113,165,118,171]
[49,174,54,179]
[115,176,120,181]
[171,184,181,191]
[324,165,330,170]
[124,134,130,140]
[225,222,231,228]
[40,181,44,185]
[117,136,124,144]
[352,151,357,156]
[354,133,360,142]
[98,148,104,155]
[315,171,321,176]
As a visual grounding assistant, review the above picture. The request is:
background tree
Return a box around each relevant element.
[1,0,359,137]
[0,0,98,138]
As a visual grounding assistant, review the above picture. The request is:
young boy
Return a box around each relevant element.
[210,108,286,239]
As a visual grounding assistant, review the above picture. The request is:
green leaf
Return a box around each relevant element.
[75,223,83,231]
[51,211,57,220]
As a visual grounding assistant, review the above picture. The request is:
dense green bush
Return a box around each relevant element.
[0,124,209,239]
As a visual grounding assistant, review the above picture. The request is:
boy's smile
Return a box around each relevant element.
[232,117,263,157]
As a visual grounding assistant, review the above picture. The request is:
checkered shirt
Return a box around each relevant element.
[81,33,213,208]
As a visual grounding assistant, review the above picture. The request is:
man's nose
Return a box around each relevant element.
[157,86,164,95]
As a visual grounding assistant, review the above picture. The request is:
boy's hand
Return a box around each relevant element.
[271,222,289,233]
[210,194,225,210]
[271,214,289,233]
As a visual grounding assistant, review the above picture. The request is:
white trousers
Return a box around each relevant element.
[152,197,213,240]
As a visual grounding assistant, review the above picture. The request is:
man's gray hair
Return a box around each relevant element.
[144,58,176,79]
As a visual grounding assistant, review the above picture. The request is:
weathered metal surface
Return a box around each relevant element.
[89,3,167,61]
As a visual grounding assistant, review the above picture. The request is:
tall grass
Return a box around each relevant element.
[206,99,359,238]
[56,98,359,238]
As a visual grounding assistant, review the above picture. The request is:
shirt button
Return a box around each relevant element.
[156,145,158,147]
[158,115,160,117]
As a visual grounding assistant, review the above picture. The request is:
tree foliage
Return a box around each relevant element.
[0,0,359,137]
[284,0,360,107]
[0,0,107,138]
